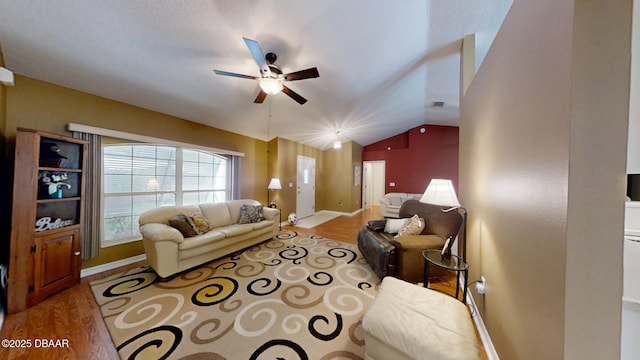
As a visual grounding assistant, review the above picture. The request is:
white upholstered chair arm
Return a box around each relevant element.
[139,223,184,244]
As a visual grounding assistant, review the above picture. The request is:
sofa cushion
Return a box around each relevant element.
[393,234,448,283]
[178,225,273,261]
[178,230,226,251]
[199,202,232,229]
[396,214,425,237]
[218,223,254,237]
[389,196,404,206]
[239,204,264,224]
[188,210,211,235]
[168,214,198,237]
[384,218,409,234]
[251,220,274,231]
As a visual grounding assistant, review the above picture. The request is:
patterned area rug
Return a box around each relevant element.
[90,231,380,359]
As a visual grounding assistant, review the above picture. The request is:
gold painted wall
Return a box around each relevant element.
[1,44,9,276]
[269,137,363,221]
[5,75,269,268]
[264,138,362,221]
[319,141,362,212]
[271,137,321,221]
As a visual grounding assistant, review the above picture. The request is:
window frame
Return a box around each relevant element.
[101,143,233,248]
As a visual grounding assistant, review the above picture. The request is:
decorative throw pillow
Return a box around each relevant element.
[168,214,198,237]
[384,218,409,234]
[396,214,425,237]
[187,211,210,235]
[239,204,264,224]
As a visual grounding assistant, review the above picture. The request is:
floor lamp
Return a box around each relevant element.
[419,179,468,262]
[267,178,282,208]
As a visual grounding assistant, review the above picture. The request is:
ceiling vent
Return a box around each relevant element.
[432,101,445,107]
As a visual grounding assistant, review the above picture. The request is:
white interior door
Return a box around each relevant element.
[296,156,315,218]
[363,161,385,206]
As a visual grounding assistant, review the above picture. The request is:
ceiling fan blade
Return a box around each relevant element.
[282,85,307,105]
[284,67,320,81]
[243,37,271,78]
[213,70,259,80]
[254,90,267,103]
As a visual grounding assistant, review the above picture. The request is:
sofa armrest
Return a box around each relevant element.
[139,223,184,244]
[262,206,280,221]
[367,220,387,232]
[357,227,397,278]
[391,234,445,250]
[379,197,391,205]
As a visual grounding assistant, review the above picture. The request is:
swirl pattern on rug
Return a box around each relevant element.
[90,231,380,359]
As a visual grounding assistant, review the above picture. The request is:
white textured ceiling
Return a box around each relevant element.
[0,0,511,149]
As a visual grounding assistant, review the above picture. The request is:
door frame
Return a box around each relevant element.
[362,160,386,209]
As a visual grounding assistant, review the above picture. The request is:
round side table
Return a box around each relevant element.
[422,249,469,302]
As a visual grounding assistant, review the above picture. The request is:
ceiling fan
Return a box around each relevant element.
[214,37,319,105]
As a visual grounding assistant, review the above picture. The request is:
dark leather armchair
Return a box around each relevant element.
[357,200,463,282]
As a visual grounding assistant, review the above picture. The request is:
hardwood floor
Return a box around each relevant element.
[0,206,487,359]
[0,260,142,359]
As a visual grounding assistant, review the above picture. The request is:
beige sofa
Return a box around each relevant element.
[138,199,280,278]
[379,192,423,218]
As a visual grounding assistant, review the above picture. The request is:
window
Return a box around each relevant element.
[102,144,231,246]
[182,149,228,205]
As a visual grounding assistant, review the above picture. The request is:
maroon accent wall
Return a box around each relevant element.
[362,125,459,194]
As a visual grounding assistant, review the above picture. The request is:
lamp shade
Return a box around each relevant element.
[268,178,282,190]
[420,179,461,208]
[259,78,284,95]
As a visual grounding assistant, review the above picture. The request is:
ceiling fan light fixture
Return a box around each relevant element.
[259,77,284,95]
[214,38,317,104]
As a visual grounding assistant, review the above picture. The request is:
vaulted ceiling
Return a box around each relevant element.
[0,0,511,149]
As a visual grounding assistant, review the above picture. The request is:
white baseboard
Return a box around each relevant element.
[466,286,500,360]
[81,254,147,278]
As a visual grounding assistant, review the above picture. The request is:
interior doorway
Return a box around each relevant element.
[296,155,316,219]
[362,161,385,209]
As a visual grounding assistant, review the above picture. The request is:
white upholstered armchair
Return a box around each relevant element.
[379,192,422,218]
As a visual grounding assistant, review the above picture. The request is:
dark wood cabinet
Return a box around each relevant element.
[8,128,87,313]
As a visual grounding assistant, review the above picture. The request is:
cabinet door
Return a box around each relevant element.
[29,229,81,305]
